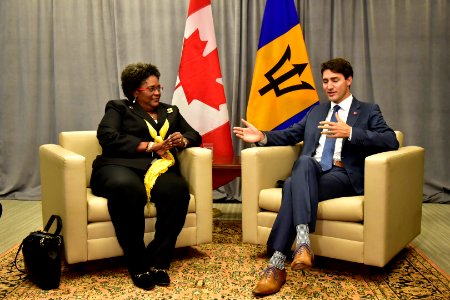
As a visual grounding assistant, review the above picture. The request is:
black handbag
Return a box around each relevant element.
[14,214,64,290]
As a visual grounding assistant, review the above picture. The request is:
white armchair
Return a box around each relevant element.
[40,131,213,264]
[241,132,425,267]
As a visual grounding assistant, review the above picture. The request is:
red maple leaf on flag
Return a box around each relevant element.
[176,29,226,111]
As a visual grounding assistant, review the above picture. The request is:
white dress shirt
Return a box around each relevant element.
[314,95,353,163]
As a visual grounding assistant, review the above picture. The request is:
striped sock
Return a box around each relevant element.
[295,224,310,248]
[269,251,286,270]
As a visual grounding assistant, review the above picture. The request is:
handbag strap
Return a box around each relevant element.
[43,215,63,235]
[14,241,26,274]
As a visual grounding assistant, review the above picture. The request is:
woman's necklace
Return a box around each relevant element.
[148,111,157,120]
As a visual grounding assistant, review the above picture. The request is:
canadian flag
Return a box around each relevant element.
[172,0,234,159]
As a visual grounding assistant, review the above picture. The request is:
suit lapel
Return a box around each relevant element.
[131,102,164,132]
[156,105,168,128]
[131,102,153,123]
[313,103,331,146]
[346,98,361,127]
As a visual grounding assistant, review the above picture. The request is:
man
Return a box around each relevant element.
[233,58,399,296]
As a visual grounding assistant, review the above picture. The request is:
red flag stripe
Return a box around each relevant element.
[201,122,234,158]
[188,0,210,16]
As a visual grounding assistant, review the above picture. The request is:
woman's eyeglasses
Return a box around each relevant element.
[137,86,164,93]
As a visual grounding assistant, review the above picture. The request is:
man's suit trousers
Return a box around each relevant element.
[267,155,357,256]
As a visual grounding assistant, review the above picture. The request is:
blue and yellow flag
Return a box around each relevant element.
[247,0,319,131]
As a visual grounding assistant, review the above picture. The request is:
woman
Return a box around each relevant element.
[90,62,202,290]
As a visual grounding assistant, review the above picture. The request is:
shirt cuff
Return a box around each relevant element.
[256,133,268,146]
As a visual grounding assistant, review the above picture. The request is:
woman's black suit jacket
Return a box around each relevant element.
[92,99,202,172]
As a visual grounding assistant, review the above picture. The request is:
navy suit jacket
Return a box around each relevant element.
[264,98,399,194]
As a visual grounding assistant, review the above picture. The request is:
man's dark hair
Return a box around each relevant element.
[320,58,353,79]
[121,63,160,100]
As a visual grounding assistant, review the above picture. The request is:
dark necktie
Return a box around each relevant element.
[320,105,341,171]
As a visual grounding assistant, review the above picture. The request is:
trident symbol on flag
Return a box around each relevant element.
[258,45,315,97]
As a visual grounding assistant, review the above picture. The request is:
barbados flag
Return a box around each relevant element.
[247,0,319,131]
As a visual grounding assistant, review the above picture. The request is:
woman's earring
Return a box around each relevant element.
[133,97,136,104]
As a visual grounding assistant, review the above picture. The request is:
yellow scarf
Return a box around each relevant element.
[143,119,175,208]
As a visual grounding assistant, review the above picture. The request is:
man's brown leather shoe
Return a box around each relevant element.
[252,265,287,296]
[291,243,314,271]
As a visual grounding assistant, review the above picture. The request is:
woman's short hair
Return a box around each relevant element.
[320,58,353,79]
[121,63,160,100]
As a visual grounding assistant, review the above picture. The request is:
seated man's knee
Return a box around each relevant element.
[298,155,316,164]
[293,155,317,171]
[283,177,292,189]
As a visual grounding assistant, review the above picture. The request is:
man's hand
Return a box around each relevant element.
[233,119,265,143]
[318,113,351,138]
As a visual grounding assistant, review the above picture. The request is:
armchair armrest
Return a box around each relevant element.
[241,144,303,243]
[364,146,425,266]
[39,144,89,264]
[177,147,213,244]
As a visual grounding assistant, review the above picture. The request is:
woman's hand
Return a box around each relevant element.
[167,132,187,148]
[151,141,171,159]
[144,132,187,159]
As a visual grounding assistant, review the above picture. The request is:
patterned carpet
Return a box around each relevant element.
[1,220,449,299]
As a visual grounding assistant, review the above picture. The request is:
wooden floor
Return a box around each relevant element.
[0,200,43,254]
[1,200,449,275]
[410,203,450,274]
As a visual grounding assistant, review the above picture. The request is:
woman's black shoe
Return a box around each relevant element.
[131,271,155,290]
[152,269,170,286]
